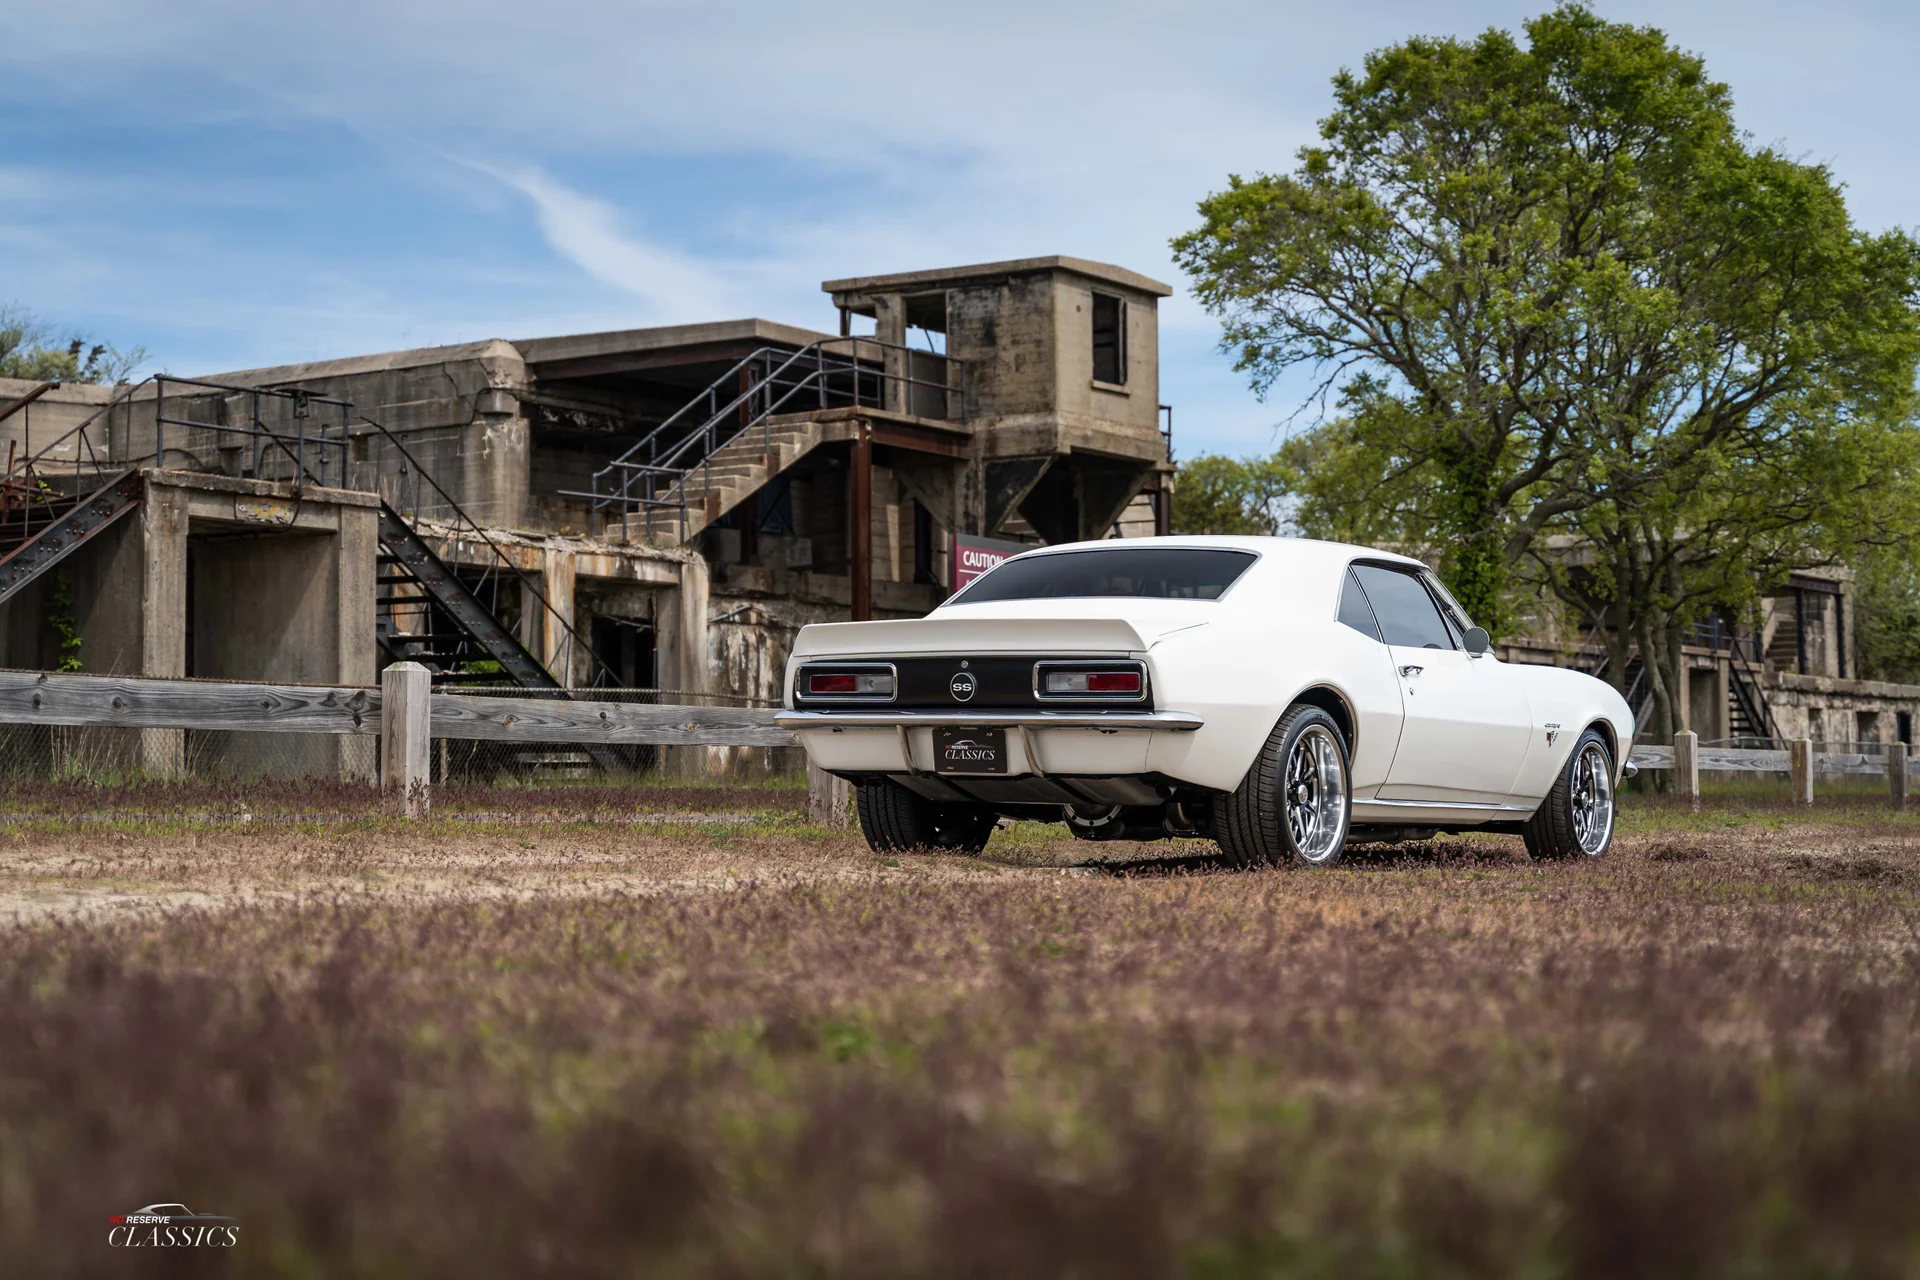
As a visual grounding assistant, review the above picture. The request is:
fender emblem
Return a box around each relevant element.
[1544,722,1561,746]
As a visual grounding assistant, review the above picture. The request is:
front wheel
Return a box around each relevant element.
[1523,729,1615,860]
[855,779,998,855]
[1216,705,1352,867]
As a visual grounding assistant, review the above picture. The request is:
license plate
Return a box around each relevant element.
[934,727,1008,775]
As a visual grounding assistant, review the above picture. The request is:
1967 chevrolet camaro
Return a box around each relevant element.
[775,536,1636,867]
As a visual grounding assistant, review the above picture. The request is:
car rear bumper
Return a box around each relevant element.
[773,709,1203,731]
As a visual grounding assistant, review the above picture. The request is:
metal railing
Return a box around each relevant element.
[349,409,623,690]
[569,336,966,539]
[1,375,353,497]
[0,374,623,693]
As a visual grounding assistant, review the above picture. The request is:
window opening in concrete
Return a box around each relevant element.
[1092,292,1127,385]
[1898,711,1913,745]
[589,614,655,690]
[912,500,936,586]
[757,476,795,535]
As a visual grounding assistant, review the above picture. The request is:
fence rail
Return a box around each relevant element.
[1,671,1910,817]
[0,667,810,819]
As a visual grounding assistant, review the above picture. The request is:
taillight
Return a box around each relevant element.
[1041,668,1143,695]
[805,669,894,698]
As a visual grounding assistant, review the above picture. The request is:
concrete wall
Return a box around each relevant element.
[0,377,123,477]
[946,275,1059,421]
[1771,672,1920,745]
[209,341,533,529]
[1050,273,1162,435]
[1,472,377,779]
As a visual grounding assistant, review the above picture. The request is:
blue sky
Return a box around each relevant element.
[2,0,1913,458]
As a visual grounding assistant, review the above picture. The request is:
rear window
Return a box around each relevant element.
[948,547,1258,603]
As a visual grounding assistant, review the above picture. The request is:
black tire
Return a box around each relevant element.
[1523,728,1615,860]
[856,779,998,855]
[1216,704,1353,868]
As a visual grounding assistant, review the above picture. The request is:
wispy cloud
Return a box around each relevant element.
[473,163,742,322]
[3,0,1915,455]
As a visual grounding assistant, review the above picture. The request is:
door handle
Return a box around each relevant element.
[1399,665,1424,677]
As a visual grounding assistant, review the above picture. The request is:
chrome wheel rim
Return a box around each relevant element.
[1570,743,1614,855]
[1285,725,1347,863]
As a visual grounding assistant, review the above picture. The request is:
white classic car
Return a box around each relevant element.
[776,536,1635,866]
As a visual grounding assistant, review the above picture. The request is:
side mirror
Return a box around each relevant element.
[1463,626,1491,656]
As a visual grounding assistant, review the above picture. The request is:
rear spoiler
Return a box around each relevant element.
[791,616,1150,659]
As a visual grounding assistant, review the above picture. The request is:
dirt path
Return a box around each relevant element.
[1,810,1913,922]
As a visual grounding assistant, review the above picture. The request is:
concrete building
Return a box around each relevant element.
[0,256,1175,776]
[1501,567,1920,749]
[8,250,1906,779]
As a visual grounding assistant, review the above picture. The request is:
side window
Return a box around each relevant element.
[1424,573,1474,636]
[1337,569,1384,642]
[1350,565,1456,650]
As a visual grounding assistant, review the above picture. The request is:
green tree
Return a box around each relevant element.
[0,305,146,385]
[1853,544,1920,686]
[1171,452,1296,535]
[1174,5,1920,742]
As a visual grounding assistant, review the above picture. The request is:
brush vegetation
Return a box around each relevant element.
[2,797,1917,1277]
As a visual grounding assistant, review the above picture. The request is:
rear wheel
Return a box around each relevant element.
[1216,705,1352,867]
[1523,729,1615,860]
[855,779,998,855]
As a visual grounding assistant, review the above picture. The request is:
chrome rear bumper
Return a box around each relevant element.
[773,709,1203,732]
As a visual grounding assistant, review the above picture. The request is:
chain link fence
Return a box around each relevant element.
[428,687,799,786]
[0,722,377,784]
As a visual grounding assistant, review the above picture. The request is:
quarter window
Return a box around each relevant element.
[1350,565,1455,650]
[1337,569,1383,642]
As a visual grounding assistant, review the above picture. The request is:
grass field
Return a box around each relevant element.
[2,783,1916,1277]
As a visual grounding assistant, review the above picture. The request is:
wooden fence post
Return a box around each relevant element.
[808,760,851,829]
[381,662,431,818]
[1673,730,1700,809]
[1891,742,1910,811]
[1789,737,1814,808]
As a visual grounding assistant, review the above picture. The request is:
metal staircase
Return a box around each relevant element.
[0,378,147,609]
[570,336,961,541]
[1727,641,1782,746]
[0,468,142,606]
[356,418,628,772]
[374,504,554,686]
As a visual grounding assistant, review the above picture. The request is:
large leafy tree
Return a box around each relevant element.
[1173,5,1920,742]
[0,305,146,385]
[1170,452,1297,535]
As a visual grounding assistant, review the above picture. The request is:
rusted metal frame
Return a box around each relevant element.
[3,377,148,495]
[866,423,966,459]
[851,421,873,622]
[0,380,59,427]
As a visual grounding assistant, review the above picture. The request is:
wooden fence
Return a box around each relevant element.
[0,668,1911,818]
[0,663,838,821]
[1628,730,1911,808]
